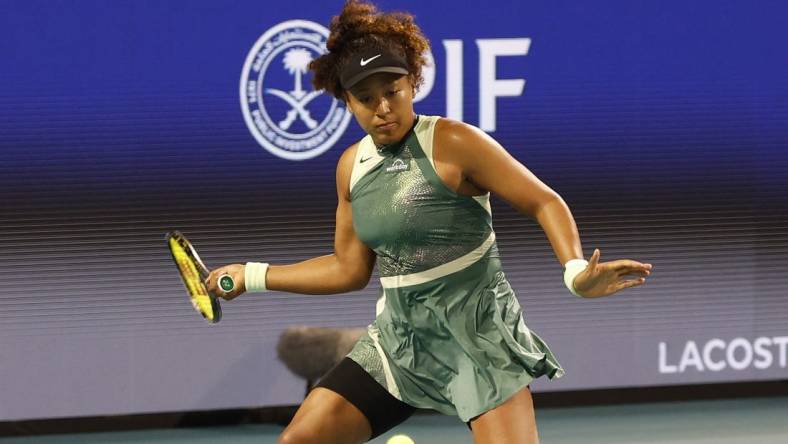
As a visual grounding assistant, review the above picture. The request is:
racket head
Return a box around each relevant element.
[166,230,222,323]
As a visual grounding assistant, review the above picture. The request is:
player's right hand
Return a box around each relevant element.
[205,264,246,301]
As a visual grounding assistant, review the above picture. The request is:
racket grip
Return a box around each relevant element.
[245,262,270,292]
[218,274,235,293]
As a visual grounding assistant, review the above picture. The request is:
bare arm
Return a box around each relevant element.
[265,144,376,294]
[205,144,376,298]
[435,118,582,265]
[434,119,652,298]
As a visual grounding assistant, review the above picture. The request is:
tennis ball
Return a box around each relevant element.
[386,434,415,444]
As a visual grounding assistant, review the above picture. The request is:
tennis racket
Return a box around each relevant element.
[165,231,222,323]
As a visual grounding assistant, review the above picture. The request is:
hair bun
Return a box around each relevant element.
[327,0,379,52]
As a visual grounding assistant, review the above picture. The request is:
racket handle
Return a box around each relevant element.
[218,274,235,293]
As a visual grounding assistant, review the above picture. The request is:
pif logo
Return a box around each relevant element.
[240,20,353,161]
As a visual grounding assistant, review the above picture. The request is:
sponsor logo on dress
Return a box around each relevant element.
[385,158,410,173]
[240,20,352,161]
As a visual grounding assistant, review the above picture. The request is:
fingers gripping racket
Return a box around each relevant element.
[166,231,222,323]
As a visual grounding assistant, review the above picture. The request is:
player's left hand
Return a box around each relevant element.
[572,249,652,298]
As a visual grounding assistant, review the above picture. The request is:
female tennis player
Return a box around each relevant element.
[205,1,652,443]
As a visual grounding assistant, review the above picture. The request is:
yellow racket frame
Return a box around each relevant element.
[166,231,222,323]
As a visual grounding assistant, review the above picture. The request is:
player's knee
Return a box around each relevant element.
[277,427,319,444]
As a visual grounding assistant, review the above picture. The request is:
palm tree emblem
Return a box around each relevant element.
[283,48,311,100]
[265,48,322,130]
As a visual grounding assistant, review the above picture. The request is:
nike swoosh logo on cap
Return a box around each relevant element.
[360,54,382,66]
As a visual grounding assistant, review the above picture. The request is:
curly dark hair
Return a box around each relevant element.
[309,0,430,99]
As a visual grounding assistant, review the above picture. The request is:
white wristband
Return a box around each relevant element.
[563,259,589,298]
[244,262,269,293]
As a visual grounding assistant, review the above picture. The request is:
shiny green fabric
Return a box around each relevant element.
[347,116,564,422]
[350,123,493,278]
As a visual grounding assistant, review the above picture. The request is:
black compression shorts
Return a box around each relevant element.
[314,357,510,437]
[314,357,417,439]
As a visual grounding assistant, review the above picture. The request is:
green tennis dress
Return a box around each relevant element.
[346,115,564,422]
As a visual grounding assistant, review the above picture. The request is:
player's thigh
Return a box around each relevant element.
[469,386,539,444]
[278,387,372,444]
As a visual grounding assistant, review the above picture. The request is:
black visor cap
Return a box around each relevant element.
[340,46,410,90]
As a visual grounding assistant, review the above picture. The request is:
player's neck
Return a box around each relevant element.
[375,113,419,153]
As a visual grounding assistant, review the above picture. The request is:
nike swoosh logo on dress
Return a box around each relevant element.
[360,156,373,163]
[360,54,382,66]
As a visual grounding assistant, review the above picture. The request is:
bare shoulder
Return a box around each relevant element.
[434,117,480,144]
[433,117,506,173]
[338,142,360,170]
[336,142,360,200]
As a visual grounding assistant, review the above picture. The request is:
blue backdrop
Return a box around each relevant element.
[1,0,786,421]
